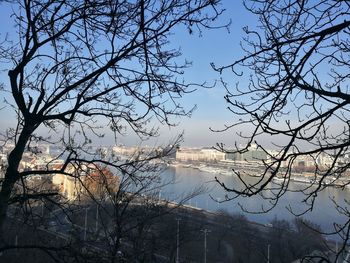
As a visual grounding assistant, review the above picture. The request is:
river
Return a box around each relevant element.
[160,165,349,237]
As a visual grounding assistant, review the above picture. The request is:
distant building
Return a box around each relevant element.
[176,148,225,162]
[267,150,350,174]
[316,152,336,167]
[225,144,267,163]
[112,145,171,159]
[0,153,6,181]
[52,164,119,201]
[113,145,144,158]
[19,153,62,171]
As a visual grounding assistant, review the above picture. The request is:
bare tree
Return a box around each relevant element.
[213,0,350,258]
[0,0,226,261]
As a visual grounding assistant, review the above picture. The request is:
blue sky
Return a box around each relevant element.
[0,1,259,147]
[152,1,258,147]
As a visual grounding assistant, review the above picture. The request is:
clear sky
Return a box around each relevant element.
[0,1,259,148]
[147,0,259,148]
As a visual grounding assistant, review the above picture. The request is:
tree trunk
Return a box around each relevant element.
[0,124,34,239]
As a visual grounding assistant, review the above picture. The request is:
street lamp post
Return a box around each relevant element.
[95,204,99,233]
[158,190,162,204]
[176,218,181,263]
[216,197,221,210]
[267,244,270,263]
[201,229,211,263]
[84,207,89,241]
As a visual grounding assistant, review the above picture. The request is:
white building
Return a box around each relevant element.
[176,148,225,162]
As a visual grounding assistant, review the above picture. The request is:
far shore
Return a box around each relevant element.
[169,160,350,189]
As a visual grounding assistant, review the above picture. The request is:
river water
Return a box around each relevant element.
[160,165,349,236]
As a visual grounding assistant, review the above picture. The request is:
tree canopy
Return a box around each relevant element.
[0,0,225,261]
[214,0,350,253]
